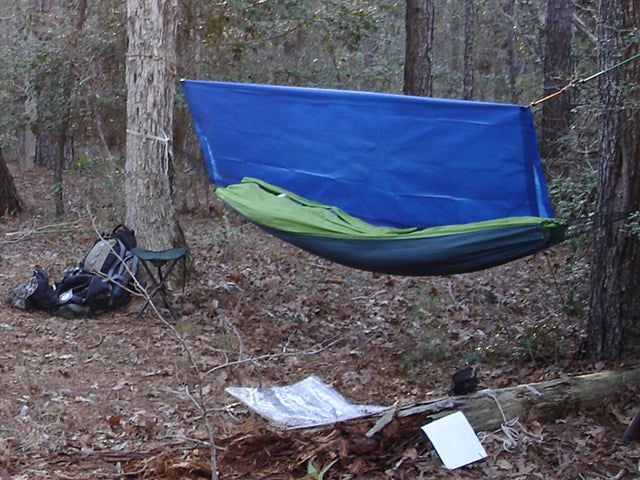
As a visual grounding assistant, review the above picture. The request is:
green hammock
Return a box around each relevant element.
[216,178,566,276]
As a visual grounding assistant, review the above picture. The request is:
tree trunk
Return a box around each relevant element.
[31,0,85,217]
[53,125,66,217]
[23,0,55,170]
[34,134,59,169]
[462,0,475,100]
[0,145,23,217]
[503,0,518,103]
[540,0,573,162]
[53,0,86,217]
[403,0,434,97]
[23,97,37,169]
[125,0,181,250]
[587,0,640,360]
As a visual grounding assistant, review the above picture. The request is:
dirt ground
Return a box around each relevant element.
[0,163,639,479]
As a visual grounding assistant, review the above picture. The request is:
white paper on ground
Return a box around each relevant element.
[225,375,388,429]
[421,411,488,469]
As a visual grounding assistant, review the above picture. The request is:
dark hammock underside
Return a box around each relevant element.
[264,224,565,276]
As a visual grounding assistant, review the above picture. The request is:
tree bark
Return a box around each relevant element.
[540,0,573,162]
[462,0,475,100]
[125,0,181,250]
[23,96,37,169]
[587,0,640,361]
[403,0,434,97]
[34,134,59,169]
[0,145,23,217]
[503,0,518,103]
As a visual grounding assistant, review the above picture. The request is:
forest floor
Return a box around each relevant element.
[0,163,639,480]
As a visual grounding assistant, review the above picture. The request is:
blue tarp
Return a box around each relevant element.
[181,80,555,230]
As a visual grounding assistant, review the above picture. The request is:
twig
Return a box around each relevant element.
[203,336,344,376]
[221,316,245,365]
[2,220,84,244]
[161,433,227,449]
[86,212,219,479]
[88,334,104,349]
[142,284,220,480]
[135,266,219,480]
[92,458,148,477]
[351,289,387,301]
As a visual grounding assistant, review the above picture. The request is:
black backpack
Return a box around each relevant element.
[55,225,139,317]
[3,269,59,312]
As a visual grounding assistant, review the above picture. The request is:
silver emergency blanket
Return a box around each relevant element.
[226,375,388,429]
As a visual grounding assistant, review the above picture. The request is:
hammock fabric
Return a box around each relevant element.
[181,80,566,276]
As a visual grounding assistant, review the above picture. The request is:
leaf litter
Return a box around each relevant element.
[0,165,638,479]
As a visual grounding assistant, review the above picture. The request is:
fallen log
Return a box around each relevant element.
[218,366,640,477]
[393,365,640,433]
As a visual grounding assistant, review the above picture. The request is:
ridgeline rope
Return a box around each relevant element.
[530,51,640,107]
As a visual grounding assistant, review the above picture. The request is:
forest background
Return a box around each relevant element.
[0,0,602,178]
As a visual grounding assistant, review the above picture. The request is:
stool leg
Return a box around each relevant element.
[135,252,185,321]
[137,258,182,321]
[155,263,179,321]
[136,259,157,319]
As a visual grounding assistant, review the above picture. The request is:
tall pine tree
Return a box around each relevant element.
[587,0,640,360]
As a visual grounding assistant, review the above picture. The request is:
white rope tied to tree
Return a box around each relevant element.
[126,129,171,175]
[477,389,544,451]
[127,129,169,145]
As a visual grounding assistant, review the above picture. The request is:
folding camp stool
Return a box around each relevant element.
[132,246,188,320]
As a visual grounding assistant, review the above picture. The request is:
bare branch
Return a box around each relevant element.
[203,336,344,376]
[572,12,597,45]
